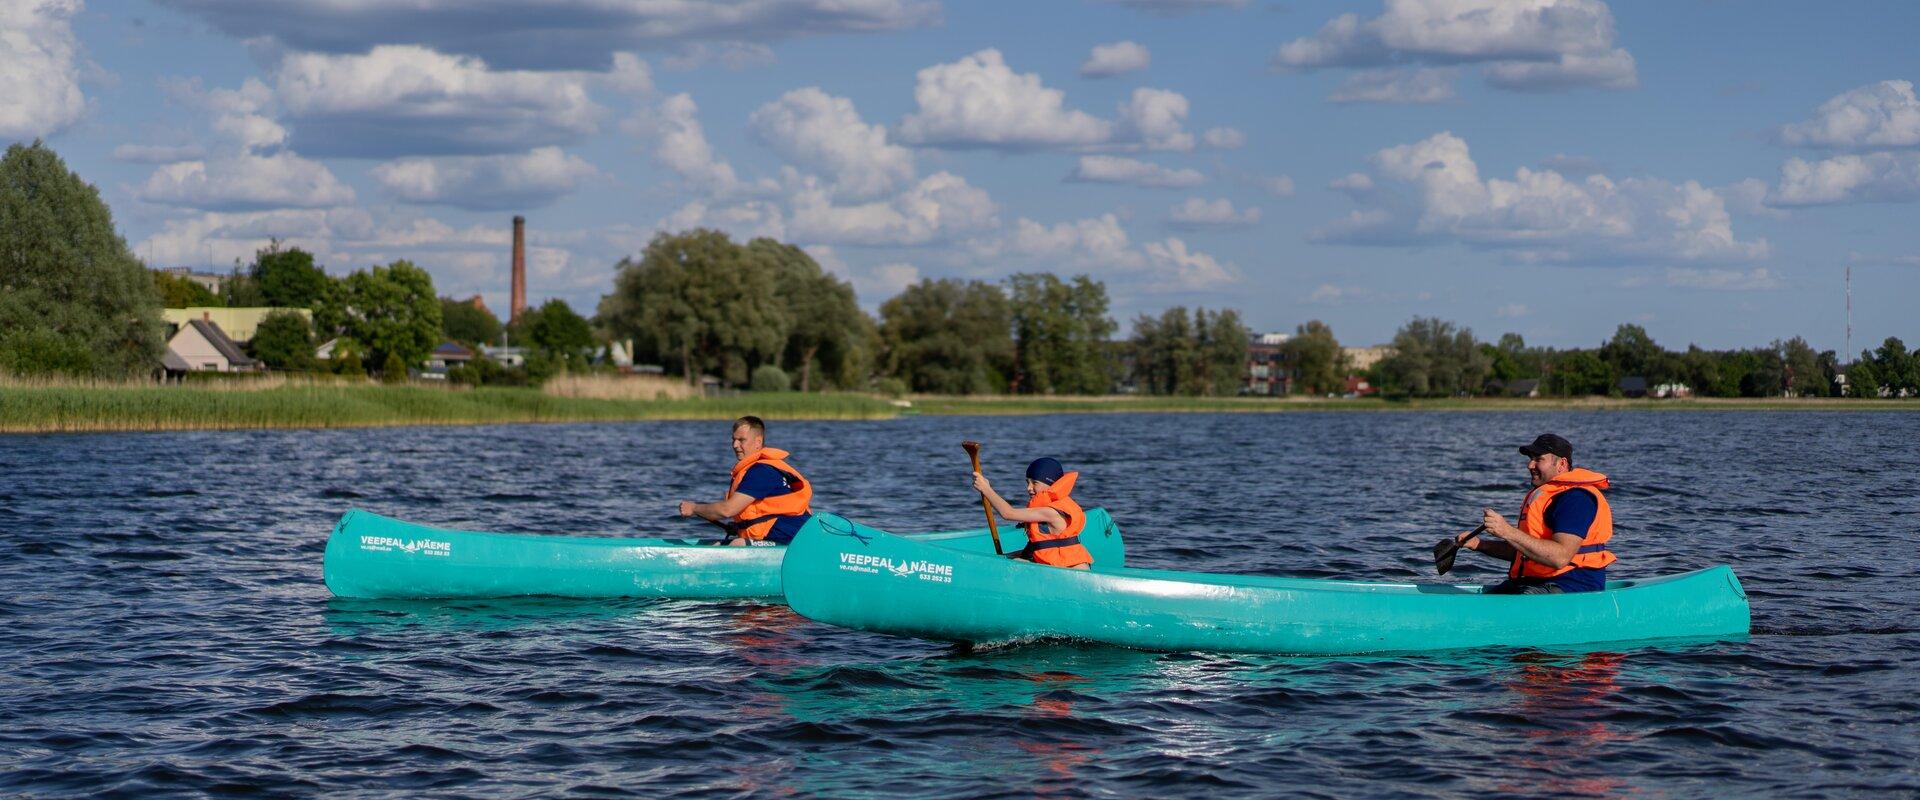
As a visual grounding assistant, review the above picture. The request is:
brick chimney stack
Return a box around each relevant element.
[510,215,527,323]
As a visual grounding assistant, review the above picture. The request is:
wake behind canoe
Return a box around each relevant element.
[781,514,1751,655]
[323,507,1126,600]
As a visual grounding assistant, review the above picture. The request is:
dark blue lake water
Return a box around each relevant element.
[4,412,1917,797]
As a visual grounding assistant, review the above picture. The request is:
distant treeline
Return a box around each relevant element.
[3,141,1912,399]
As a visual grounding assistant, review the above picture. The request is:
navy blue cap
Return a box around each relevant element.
[1025,457,1065,485]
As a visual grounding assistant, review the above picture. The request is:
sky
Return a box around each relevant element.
[6,0,1918,352]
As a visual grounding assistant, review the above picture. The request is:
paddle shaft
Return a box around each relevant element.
[962,442,1005,555]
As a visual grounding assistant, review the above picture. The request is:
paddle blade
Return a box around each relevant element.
[1434,538,1461,575]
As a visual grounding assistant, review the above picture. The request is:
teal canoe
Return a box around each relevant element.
[322,507,1126,600]
[781,514,1751,655]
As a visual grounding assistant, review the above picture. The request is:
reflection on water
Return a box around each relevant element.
[4,413,1917,796]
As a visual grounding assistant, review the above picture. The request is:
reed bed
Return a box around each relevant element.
[909,394,1920,415]
[0,383,897,433]
[542,373,699,401]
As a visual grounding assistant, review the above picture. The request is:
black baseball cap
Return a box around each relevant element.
[1518,433,1573,460]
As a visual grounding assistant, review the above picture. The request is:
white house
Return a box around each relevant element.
[166,316,259,373]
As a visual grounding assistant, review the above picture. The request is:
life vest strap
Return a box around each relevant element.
[1023,535,1082,552]
[1575,543,1610,554]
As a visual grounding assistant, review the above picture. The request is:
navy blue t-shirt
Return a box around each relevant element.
[734,463,811,544]
[1542,489,1607,593]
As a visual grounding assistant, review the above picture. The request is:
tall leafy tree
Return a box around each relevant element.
[152,271,223,308]
[440,296,503,347]
[878,278,1013,394]
[1195,308,1251,396]
[1129,306,1247,395]
[248,311,316,371]
[512,298,596,357]
[1279,319,1346,395]
[0,141,165,378]
[1599,324,1661,380]
[1549,351,1616,396]
[1373,317,1491,397]
[1872,337,1915,396]
[598,229,789,385]
[251,241,332,308]
[751,238,869,391]
[1007,272,1116,394]
[1778,337,1825,397]
[339,260,442,370]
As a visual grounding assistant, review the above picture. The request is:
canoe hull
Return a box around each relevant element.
[322,507,1125,600]
[782,515,1751,655]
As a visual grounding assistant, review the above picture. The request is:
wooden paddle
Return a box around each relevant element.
[1433,525,1486,575]
[961,440,1005,555]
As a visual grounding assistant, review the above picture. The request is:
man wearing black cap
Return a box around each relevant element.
[1451,433,1617,594]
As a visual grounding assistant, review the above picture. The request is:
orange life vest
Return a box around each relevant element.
[1509,467,1616,580]
[1021,472,1094,568]
[725,448,813,541]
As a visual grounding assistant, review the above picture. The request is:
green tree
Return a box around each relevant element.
[0,141,165,378]
[152,271,224,308]
[380,350,408,383]
[751,364,791,392]
[1549,350,1616,396]
[1599,324,1661,380]
[440,296,503,347]
[339,260,442,371]
[1779,337,1825,397]
[251,241,332,308]
[1129,306,1247,395]
[1872,337,1915,396]
[1846,355,1881,398]
[1007,272,1117,394]
[1195,308,1251,396]
[1280,319,1345,395]
[1682,346,1739,398]
[878,278,1014,394]
[1130,307,1193,395]
[220,264,265,307]
[750,238,869,391]
[598,229,789,385]
[1373,317,1491,397]
[512,298,596,358]
[247,311,316,371]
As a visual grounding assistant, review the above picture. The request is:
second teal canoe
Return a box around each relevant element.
[322,507,1126,600]
[782,514,1751,655]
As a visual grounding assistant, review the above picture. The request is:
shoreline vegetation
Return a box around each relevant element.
[5,378,1915,434]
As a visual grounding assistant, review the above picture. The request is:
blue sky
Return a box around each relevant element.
[9,0,1918,352]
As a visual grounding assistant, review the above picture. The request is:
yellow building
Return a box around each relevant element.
[161,307,311,343]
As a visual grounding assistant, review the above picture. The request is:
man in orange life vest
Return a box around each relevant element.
[677,416,813,546]
[1452,433,1616,594]
[970,457,1095,569]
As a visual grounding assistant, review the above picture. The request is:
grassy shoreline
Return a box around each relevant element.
[0,383,897,434]
[3,383,1914,434]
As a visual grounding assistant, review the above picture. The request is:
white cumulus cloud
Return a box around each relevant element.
[1778,80,1920,150]
[1067,155,1205,188]
[371,147,602,211]
[1767,152,1920,206]
[1082,41,1151,78]
[0,0,86,139]
[789,171,999,246]
[136,152,356,212]
[626,92,775,198]
[1116,87,1195,151]
[274,45,604,157]
[898,49,1113,149]
[1317,131,1769,265]
[154,0,939,71]
[750,87,915,201]
[1274,0,1638,95]
[1203,127,1245,149]
[1169,197,1261,229]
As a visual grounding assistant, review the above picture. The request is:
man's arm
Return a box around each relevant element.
[1461,530,1519,562]
[1479,508,1582,568]
[681,493,752,523]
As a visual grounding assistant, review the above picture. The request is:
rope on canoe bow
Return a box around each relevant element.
[816,513,872,545]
